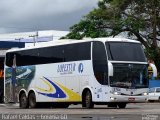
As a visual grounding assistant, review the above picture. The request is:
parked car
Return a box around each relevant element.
[148,87,160,102]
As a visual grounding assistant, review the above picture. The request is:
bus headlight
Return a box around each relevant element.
[112,92,121,95]
[143,92,148,96]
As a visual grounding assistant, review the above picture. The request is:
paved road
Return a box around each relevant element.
[0,103,160,120]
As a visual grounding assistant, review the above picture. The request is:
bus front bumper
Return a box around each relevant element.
[109,95,148,103]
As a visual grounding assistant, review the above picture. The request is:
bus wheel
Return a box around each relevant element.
[117,103,126,109]
[29,92,37,108]
[19,93,28,108]
[83,90,94,108]
[158,97,160,102]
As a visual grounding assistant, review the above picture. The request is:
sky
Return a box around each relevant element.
[0,0,98,34]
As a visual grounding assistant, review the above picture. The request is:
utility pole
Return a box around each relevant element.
[29,31,38,46]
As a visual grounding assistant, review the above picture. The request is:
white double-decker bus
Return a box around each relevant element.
[4,38,148,109]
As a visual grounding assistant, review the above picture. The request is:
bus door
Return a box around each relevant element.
[92,41,108,101]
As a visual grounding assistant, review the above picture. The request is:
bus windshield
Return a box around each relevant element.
[105,42,146,62]
[110,63,148,88]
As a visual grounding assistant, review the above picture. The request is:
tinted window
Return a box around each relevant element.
[156,88,160,93]
[17,49,38,66]
[93,41,108,85]
[38,46,64,64]
[110,63,148,88]
[149,88,155,93]
[64,42,91,62]
[6,47,63,67]
[6,42,91,67]
[105,42,146,62]
[6,52,14,67]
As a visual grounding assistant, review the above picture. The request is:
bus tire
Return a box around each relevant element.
[28,92,37,108]
[82,90,94,108]
[19,93,28,109]
[117,103,126,109]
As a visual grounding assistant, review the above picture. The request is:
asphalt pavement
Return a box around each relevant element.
[0,103,159,120]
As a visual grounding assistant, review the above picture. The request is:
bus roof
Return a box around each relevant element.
[6,37,141,53]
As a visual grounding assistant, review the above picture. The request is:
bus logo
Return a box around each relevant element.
[57,63,76,75]
[78,63,83,73]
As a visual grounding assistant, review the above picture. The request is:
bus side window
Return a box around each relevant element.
[64,42,91,62]
[93,41,108,85]
[6,53,14,67]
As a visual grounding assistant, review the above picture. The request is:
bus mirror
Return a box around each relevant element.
[108,62,113,76]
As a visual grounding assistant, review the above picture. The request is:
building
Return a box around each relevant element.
[0,30,69,47]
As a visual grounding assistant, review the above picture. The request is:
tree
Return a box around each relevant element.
[64,0,160,70]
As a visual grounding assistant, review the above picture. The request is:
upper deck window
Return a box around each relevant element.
[105,42,146,62]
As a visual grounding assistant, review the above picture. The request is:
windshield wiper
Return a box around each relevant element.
[107,43,114,60]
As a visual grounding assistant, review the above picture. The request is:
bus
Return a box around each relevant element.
[4,38,148,109]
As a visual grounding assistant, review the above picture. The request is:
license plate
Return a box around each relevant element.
[128,97,135,101]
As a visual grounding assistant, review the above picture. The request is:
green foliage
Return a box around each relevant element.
[63,0,160,70]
